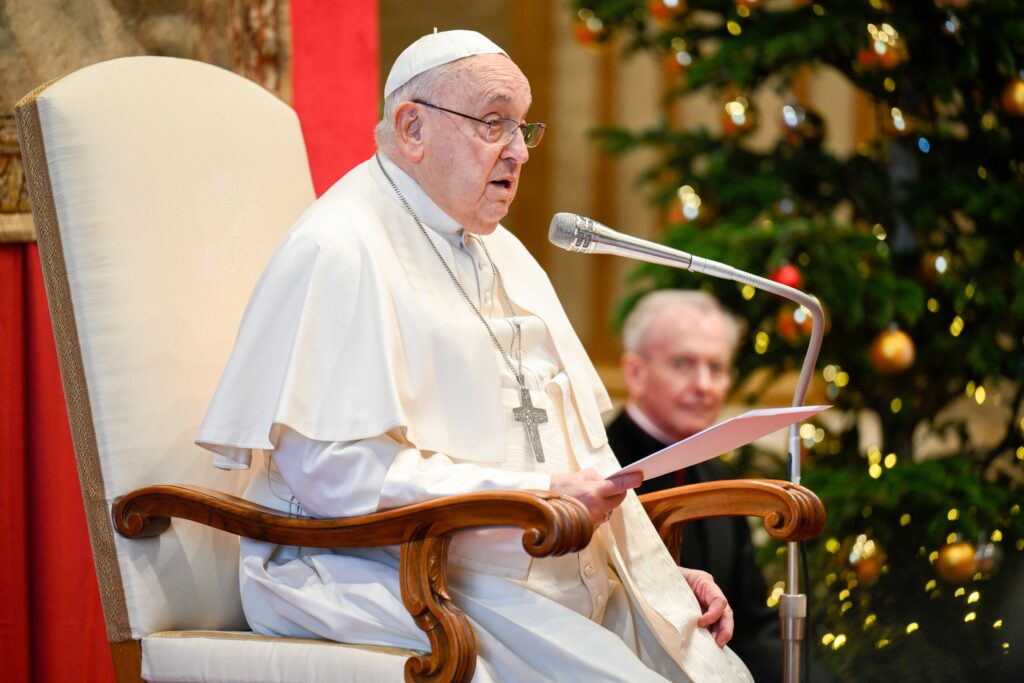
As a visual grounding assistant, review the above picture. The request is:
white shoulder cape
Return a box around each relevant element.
[196,158,612,468]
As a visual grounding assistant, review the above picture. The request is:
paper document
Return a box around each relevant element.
[608,405,830,481]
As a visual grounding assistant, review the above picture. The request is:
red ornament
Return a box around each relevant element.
[869,328,916,374]
[776,304,814,343]
[649,0,687,21]
[857,48,878,68]
[770,263,803,290]
[876,43,905,69]
[665,48,693,74]
[573,11,611,47]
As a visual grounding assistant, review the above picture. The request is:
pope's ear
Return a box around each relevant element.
[394,101,425,162]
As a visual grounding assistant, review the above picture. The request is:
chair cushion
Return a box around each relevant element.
[142,631,416,683]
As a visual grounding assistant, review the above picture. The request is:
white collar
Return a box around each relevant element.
[624,402,679,446]
[375,152,464,240]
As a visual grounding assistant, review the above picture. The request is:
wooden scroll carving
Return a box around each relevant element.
[113,485,593,683]
[639,479,826,561]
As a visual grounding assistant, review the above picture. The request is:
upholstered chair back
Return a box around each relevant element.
[16,56,315,643]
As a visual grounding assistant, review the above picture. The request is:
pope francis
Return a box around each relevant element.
[196,29,753,683]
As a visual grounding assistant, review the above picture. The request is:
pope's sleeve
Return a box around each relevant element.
[272,425,550,518]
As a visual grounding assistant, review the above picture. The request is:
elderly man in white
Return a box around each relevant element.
[196,30,752,682]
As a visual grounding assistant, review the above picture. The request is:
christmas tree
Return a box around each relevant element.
[570,1,1024,679]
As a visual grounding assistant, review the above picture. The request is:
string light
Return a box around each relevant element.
[677,185,701,220]
[754,331,769,354]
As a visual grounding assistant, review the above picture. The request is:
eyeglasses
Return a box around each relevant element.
[412,99,546,148]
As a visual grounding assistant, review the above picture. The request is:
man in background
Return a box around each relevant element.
[606,289,782,681]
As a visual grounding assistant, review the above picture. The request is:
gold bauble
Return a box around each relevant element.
[935,541,978,583]
[1001,77,1024,118]
[869,328,916,374]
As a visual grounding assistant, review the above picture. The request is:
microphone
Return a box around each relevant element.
[548,209,825,458]
[548,212,739,281]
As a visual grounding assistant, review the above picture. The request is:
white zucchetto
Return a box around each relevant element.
[384,29,508,98]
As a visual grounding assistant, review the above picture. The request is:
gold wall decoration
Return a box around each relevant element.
[1,113,34,242]
[0,0,291,243]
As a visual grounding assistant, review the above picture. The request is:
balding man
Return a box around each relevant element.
[198,31,752,682]
[608,289,783,682]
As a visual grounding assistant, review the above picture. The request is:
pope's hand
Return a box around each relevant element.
[679,567,734,647]
[549,469,642,526]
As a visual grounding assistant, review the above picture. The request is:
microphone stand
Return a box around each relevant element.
[695,263,825,683]
[551,216,824,681]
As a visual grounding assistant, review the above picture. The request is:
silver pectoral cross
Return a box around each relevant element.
[512,386,548,463]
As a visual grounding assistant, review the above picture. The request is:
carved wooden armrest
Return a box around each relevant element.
[638,479,825,561]
[113,485,592,683]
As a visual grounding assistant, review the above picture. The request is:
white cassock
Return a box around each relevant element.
[196,153,753,683]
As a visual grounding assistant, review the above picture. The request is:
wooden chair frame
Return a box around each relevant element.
[111,479,824,683]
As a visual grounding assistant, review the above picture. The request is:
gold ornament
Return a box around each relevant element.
[848,536,886,583]
[935,541,978,583]
[869,328,915,374]
[1001,77,1024,118]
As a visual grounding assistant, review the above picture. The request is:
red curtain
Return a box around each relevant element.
[291,0,379,195]
[0,2,377,680]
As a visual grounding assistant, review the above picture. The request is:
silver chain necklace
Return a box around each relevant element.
[375,154,547,462]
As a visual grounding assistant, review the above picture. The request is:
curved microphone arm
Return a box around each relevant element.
[699,261,825,485]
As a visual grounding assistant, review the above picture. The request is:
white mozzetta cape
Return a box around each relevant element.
[196,157,611,469]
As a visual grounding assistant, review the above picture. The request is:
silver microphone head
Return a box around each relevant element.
[548,212,596,252]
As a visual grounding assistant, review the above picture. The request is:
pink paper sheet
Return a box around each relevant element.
[609,405,830,481]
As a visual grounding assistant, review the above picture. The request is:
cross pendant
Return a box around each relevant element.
[512,386,548,463]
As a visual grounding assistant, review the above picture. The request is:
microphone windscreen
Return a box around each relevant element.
[548,212,579,250]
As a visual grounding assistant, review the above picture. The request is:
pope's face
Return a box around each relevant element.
[417,55,532,234]
[624,309,734,441]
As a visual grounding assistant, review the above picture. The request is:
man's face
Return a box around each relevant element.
[416,54,532,234]
[623,308,734,441]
